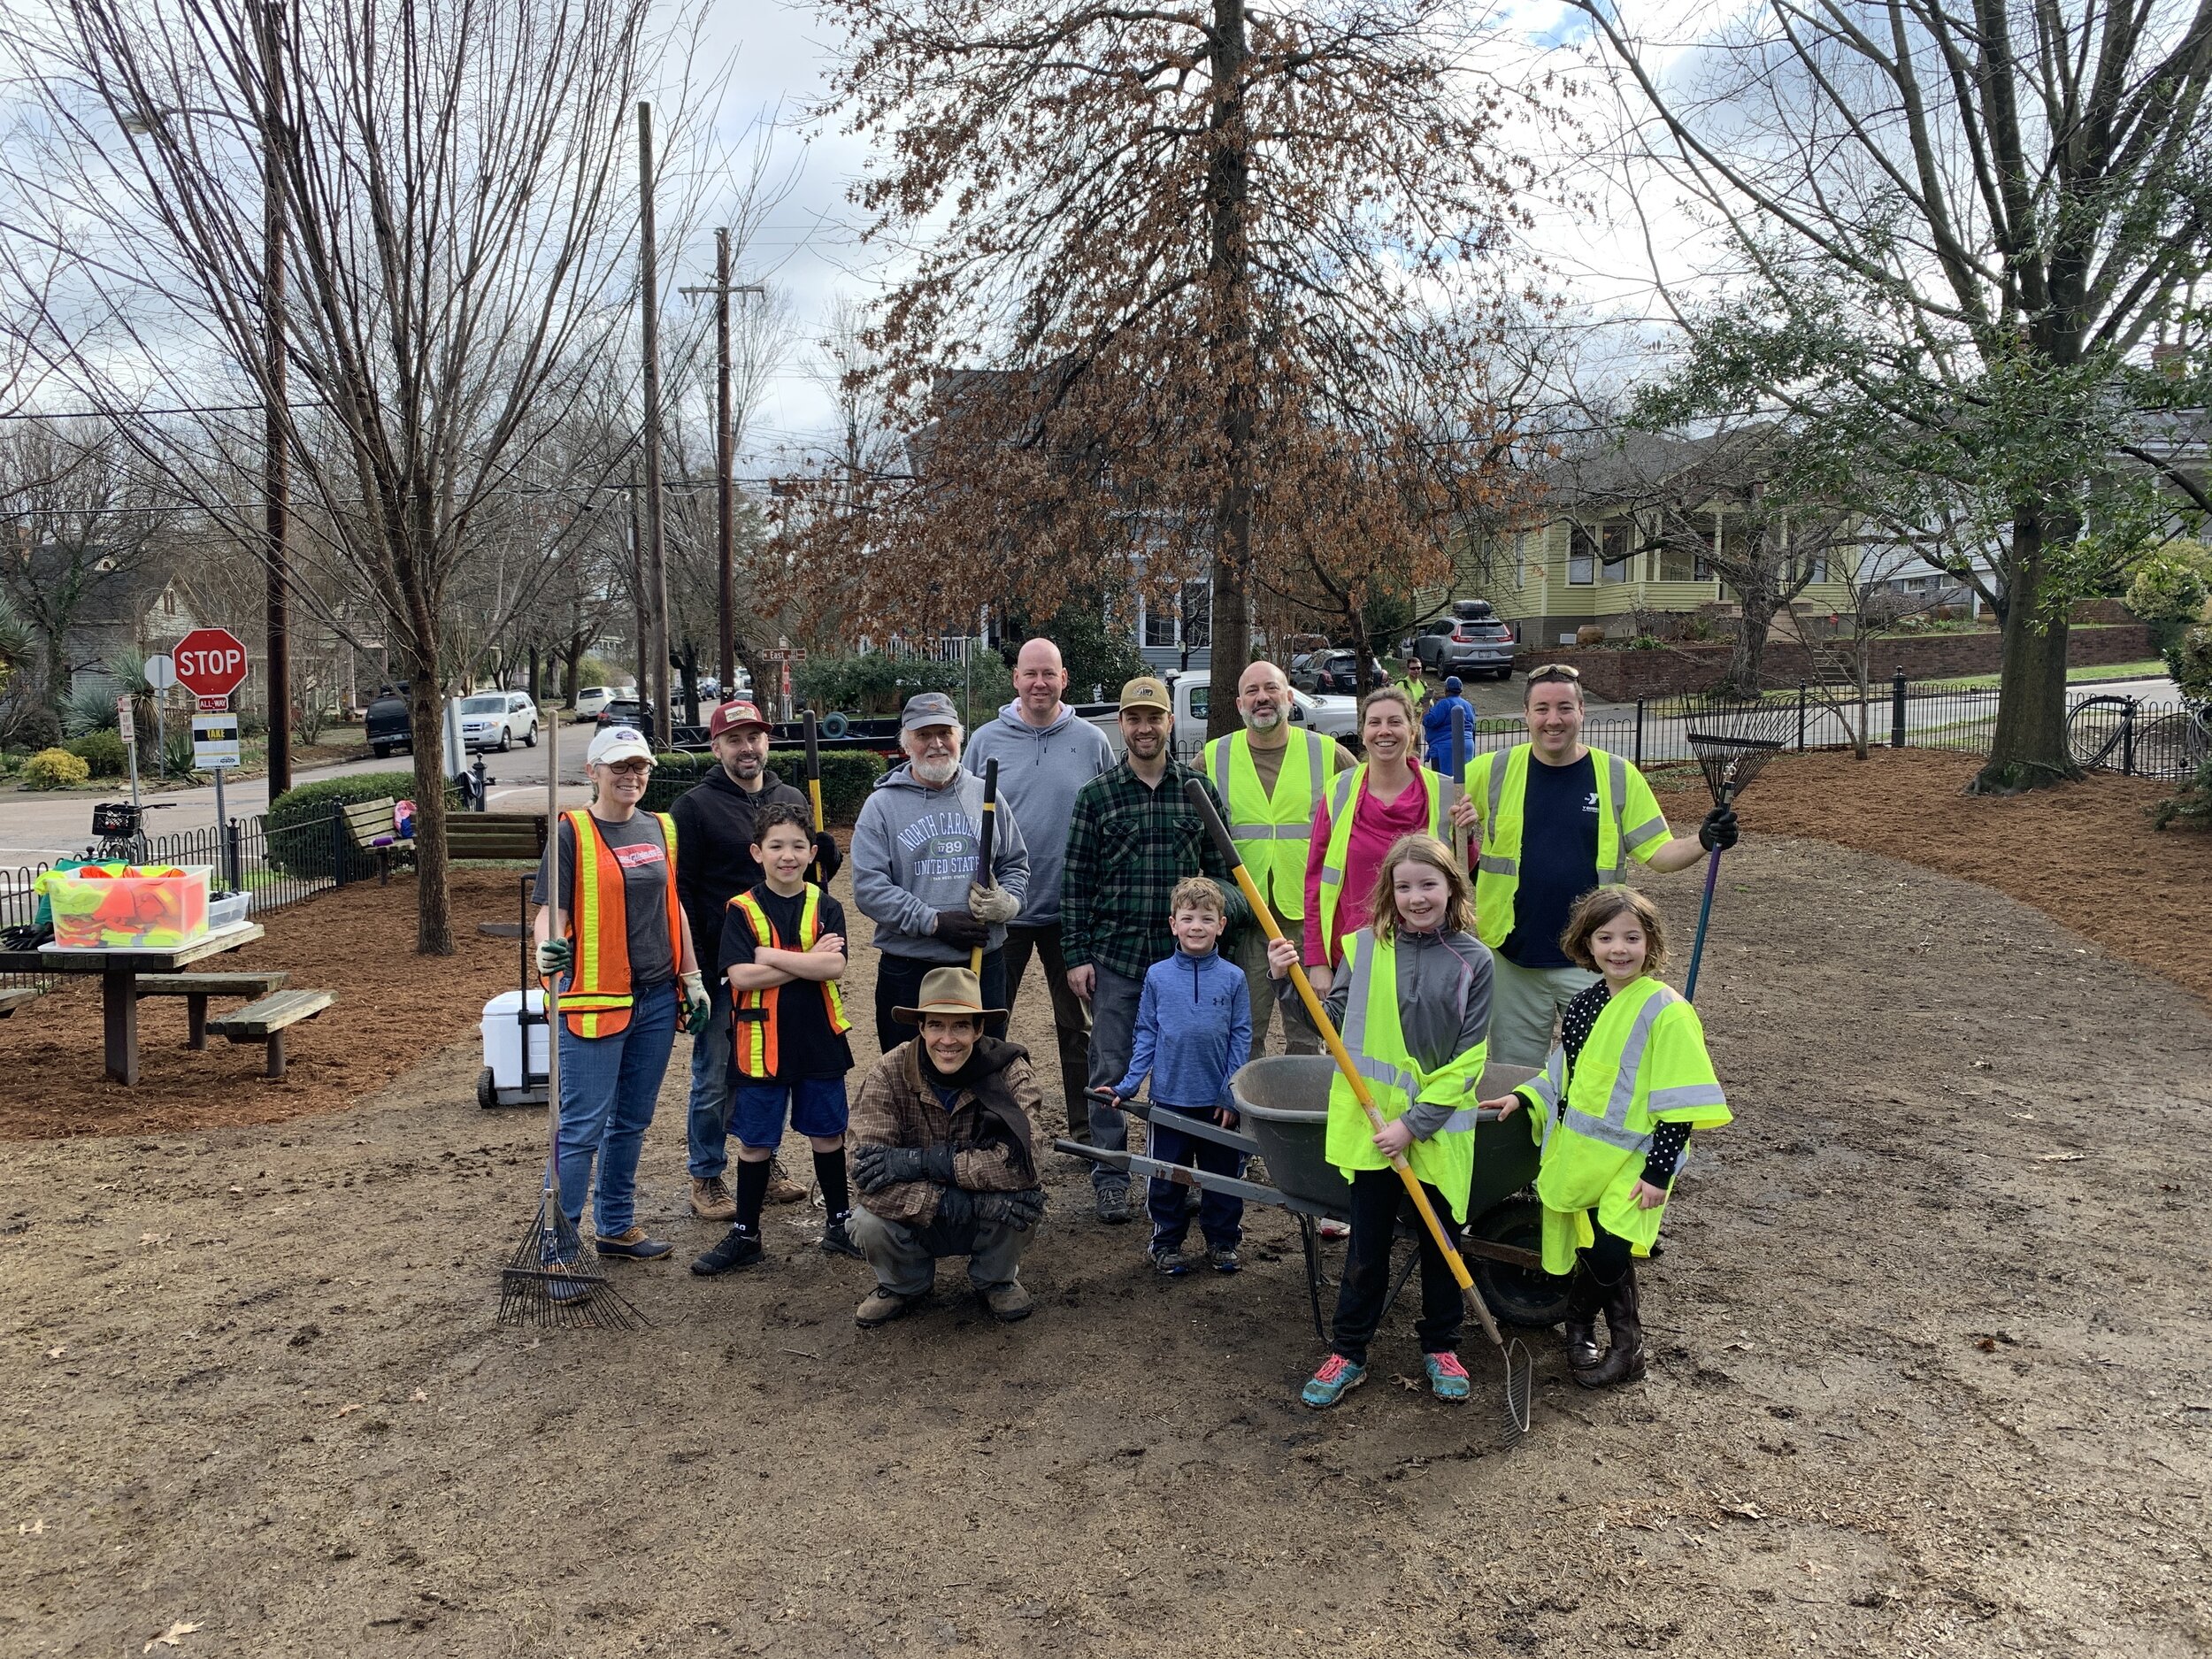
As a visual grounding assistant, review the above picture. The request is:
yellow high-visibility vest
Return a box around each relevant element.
[557,809,681,1039]
[1511,974,1732,1272]
[1315,764,1462,956]
[1325,927,1489,1222]
[1463,743,1670,950]
[728,883,851,1079]
[1203,726,1329,919]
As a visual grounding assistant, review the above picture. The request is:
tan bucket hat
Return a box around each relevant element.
[892,964,1007,1025]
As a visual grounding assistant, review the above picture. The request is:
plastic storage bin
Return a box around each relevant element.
[205,892,250,932]
[42,864,212,950]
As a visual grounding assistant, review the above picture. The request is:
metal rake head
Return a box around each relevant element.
[497,1189,649,1331]
[1501,1337,1533,1444]
[1685,693,1794,806]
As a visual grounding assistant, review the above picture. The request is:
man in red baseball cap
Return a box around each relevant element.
[672,698,843,1222]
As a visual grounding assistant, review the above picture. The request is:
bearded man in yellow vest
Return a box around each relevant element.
[1468,665,1738,1067]
[1202,660,1356,1057]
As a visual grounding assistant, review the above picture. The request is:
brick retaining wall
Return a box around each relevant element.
[1516,623,2154,702]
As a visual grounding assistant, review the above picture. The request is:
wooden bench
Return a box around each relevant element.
[448,813,548,863]
[210,989,335,1080]
[340,798,413,886]
[135,970,292,1050]
[0,986,42,1019]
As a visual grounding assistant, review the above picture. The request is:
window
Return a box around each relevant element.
[1568,526,1596,584]
[1179,581,1210,649]
[1188,685,1209,721]
[1658,540,1697,582]
[1142,600,1176,649]
[1601,522,1632,584]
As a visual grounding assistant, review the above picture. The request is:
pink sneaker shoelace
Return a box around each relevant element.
[1428,1354,1470,1381]
[1314,1355,1356,1384]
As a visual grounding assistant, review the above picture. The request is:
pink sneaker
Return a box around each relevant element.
[1302,1353,1368,1408]
[1424,1351,1471,1402]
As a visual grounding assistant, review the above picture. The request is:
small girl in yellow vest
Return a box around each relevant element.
[692,803,859,1274]
[1486,886,1731,1386]
[1267,833,1493,1409]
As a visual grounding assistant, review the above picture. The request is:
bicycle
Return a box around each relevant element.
[2066,695,2210,780]
[78,800,173,864]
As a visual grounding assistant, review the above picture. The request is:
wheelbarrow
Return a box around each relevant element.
[1055,1054,1570,1339]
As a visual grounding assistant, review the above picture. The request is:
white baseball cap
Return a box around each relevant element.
[587,725,655,767]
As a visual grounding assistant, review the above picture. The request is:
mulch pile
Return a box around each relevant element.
[0,869,534,1140]
[1655,747,2208,1004]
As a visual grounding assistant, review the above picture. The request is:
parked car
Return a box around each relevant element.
[1412,600,1517,680]
[458,690,540,752]
[573,685,635,722]
[365,688,411,759]
[1080,672,1357,764]
[1303,649,1389,696]
[596,696,656,733]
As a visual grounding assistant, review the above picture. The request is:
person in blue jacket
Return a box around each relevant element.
[1422,676,1479,772]
[1101,876,1252,1276]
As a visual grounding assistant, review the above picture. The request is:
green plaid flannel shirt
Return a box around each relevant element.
[1059,757,1251,982]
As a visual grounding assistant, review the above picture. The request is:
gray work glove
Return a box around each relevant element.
[851,1143,956,1194]
[933,910,989,949]
[966,882,1019,926]
[535,938,572,974]
[680,970,712,1035]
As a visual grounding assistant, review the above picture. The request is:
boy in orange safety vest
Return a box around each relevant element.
[692,803,860,1273]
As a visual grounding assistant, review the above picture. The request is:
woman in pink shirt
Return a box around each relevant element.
[1301,687,1479,994]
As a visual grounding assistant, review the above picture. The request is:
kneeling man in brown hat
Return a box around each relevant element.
[848,966,1048,1326]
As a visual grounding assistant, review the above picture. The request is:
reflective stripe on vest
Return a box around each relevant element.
[1315,764,1460,954]
[559,809,680,1040]
[1325,928,1486,1222]
[1206,728,1326,918]
[1468,743,1642,949]
[728,883,853,1079]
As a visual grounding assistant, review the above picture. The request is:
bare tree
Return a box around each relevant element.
[1779,532,1943,759]
[3,0,692,952]
[1571,0,2212,789]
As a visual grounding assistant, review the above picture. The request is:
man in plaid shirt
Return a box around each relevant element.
[1062,675,1248,1223]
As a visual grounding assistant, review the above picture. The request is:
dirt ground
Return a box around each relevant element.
[4,767,2209,1656]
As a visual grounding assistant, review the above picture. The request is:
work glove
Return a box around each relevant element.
[966,882,1019,926]
[851,1143,956,1194]
[680,970,712,1035]
[813,831,843,880]
[933,910,990,949]
[1698,803,1740,852]
[535,938,572,975]
[972,1187,1047,1233]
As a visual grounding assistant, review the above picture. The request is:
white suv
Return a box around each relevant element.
[573,685,634,721]
[458,691,539,752]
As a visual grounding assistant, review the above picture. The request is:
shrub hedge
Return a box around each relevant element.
[65,727,128,778]
[641,749,884,823]
[267,770,426,879]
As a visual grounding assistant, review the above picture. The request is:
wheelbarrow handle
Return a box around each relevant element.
[1181,778,1507,1351]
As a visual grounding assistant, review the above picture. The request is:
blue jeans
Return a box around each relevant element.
[686,979,737,1179]
[1084,965,1145,1195]
[552,979,679,1234]
[1145,1102,1245,1253]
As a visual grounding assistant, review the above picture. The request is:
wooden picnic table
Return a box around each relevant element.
[40,924,267,1086]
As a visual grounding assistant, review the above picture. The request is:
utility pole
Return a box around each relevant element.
[680,234,765,704]
[258,0,291,795]
[635,101,672,747]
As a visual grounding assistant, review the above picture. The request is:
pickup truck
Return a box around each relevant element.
[365,689,411,758]
[1080,672,1358,763]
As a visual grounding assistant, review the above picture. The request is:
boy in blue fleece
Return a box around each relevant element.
[1109,876,1253,1275]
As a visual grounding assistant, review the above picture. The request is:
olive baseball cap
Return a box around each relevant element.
[1118,675,1172,715]
[901,691,962,731]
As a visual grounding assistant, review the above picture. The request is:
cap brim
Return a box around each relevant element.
[893,1000,1007,1025]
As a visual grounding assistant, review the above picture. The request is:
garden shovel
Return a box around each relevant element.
[1187,779,1532,1441]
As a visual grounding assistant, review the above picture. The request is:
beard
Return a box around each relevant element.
[910,752,961,785]
[1245,707,1283,733]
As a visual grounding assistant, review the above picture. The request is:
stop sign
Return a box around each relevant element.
[172,627,250,699]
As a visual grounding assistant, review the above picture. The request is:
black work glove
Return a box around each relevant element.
[932,1185,976,1230]
[933,910,989,949]
[1698,803,1740,852]
[851,1143,957,1194]
[812,831,842,881]
[972,1187,1047,1232]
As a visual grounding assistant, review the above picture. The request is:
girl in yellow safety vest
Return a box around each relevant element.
[1268,833,1494,1409]
[1486,886,1731,1387]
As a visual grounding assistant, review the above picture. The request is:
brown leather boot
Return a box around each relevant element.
[765,1157,808,1205]
[1563,1259,1605,1374]
[1576,1263,1646,1388]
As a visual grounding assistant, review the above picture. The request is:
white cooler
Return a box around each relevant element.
[477,988,549,1108]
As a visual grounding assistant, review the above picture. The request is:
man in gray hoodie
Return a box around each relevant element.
[964,638,1116,1142]
[851,691,1032,1053]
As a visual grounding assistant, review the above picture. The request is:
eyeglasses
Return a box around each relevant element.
[602,758,652,776]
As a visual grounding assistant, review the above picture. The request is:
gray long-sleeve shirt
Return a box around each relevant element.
[850,763,1031,962]
[962,703,1115,927]
[1279,926,1493,1139]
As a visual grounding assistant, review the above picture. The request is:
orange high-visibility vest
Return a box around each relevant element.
[557,809,680,1039]
[728,883,852,1079]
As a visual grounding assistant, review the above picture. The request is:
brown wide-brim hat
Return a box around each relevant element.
[892,964,1007,1025]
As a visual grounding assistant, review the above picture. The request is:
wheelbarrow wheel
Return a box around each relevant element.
[477,1066,497,1110]
[1467,1195,1570,1328]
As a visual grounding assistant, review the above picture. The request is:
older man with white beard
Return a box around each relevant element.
[850,691,1032,1053]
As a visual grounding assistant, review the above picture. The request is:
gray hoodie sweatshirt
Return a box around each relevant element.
[851,762,1033,962]
[963,702,1116,926]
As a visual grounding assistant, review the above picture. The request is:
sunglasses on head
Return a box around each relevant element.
[1526,664,1582,681]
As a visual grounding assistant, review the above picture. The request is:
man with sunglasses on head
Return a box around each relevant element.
[1466,665,1738,1067]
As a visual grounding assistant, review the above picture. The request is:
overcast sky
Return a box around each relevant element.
[699,0,1725,476]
